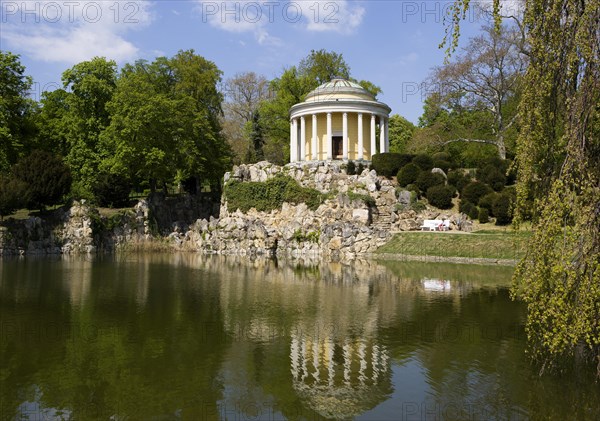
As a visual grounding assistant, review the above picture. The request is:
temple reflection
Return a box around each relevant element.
[290,333,392,419]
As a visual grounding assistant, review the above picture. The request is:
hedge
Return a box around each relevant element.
[412,154,434,171]
[371,153,413,177]
[224,175,327,212]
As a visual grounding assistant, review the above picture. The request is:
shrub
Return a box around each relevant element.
[397,163,421,187]
[469,205,480,220]
[12,150,72,210]
[411,201,427,212]
[478,208,490,223]
[406,183,421,198]
[461,181,493,205]
[356,163,365,175]
[416,171,445,193]
[371,153,413,177]
[478,192,500,212]
[0,175,26,219]
[92,172,132,208]
[347,191,375,206]
[223,175,326,212]
[477,164,506,191]
[412,154,434,171]
[346,160,356,175]
[492,193,513,225]
[459,200,475,216]
[432,152,452,162]
[432,159,451,173]
[426,185,454,209]
[447,170,472,192]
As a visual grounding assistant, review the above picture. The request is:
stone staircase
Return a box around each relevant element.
[371,209,393,230]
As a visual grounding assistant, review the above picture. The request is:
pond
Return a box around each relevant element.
[1,254,598,420]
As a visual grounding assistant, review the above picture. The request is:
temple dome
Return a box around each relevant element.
[304,78,376,102]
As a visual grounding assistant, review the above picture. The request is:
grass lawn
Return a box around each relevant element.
[377,230,532,260]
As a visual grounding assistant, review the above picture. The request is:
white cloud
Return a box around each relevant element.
[0,1,153,64]
[304,0,365,34]
[195,1,281,45]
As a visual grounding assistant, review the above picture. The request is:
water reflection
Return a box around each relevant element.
[1,254,599,420]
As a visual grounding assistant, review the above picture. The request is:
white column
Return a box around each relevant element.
[300,116,306,161]
[312,114,318,160]
[379,116,385,154]
[342,112,348,160]
[370,114,376,157]
[357,113,364,160]
[291,119,298,162]
[384,117,389,153]
[326,112,332,160]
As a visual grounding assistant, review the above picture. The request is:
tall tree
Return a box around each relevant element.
[44,57,118,198]
[222,72,269,164]
[446,0,600,376]
[427,24,527,158]
[0,51,36,172]
[103,50,230,192]
[388,114,416,153]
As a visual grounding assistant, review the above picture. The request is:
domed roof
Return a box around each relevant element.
[304,78,376,102]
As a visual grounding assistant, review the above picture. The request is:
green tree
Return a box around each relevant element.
[222,72,269,164]
[422,24,526,159]
[0,174,25,220]
[42,57,118,198]
[12,150,72,210]
[0,51,36,172]
[388,114,416,153]
[103,50,230,192]
[447,0,600,376]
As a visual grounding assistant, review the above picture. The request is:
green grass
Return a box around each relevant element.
[377,230,531,260]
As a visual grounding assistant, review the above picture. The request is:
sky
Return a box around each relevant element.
[0,1,520,123]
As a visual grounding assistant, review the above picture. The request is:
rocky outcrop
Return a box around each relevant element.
[0,201,96,255]
[0,162,473,257]
[176,199,389,259]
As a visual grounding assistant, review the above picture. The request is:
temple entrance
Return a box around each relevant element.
[332,136,343,159]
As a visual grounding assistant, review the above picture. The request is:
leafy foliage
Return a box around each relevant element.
[0,51,36,172]
[412,154,434,171]
[12,150,72,210]
[397,163,421,187]
[478,208,490,223]
[388,114,416,153]
[103,50,231,192]
[492,193,512,225]
[426,185,455,209]
[372,153,413,177]
[346,160,356,175]
[223,175,326,212]
[461,181,493,205]
[0,174,25,219]
[91,172,132,208]
[447,170,472,192]
[416,172,445,193]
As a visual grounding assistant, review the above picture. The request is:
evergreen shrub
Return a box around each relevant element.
[397,163,421,187]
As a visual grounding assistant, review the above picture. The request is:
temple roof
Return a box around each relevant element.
[304,78,376,102]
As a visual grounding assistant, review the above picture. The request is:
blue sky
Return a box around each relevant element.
[0,1,519,123]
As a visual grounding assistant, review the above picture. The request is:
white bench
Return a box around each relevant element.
[420,219,450,231]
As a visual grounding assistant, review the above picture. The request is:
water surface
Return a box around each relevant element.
[1,254,598,420]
